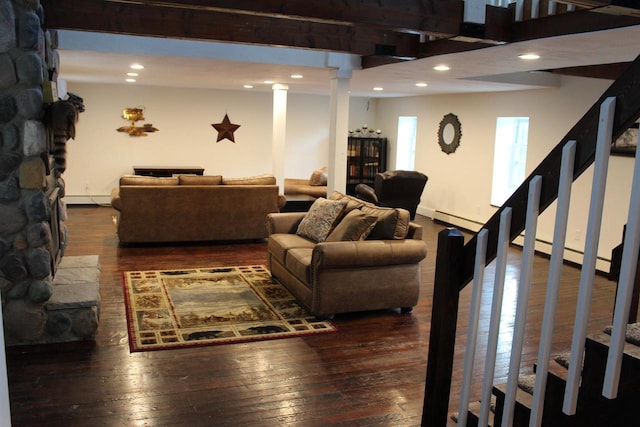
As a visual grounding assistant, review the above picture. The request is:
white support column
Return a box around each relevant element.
[464,0,487,23]
[272,83,288,191]
[0,298,11,427]
[516,0,525,21]
[327,69,351,195]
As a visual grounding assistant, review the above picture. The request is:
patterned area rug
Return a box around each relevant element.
[122,265,337,351]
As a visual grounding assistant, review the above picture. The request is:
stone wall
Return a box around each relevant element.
[0,0,95,344]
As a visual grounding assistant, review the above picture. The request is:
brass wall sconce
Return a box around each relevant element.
[117,107,159,137]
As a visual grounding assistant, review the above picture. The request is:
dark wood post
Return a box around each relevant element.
[422,228,465,426]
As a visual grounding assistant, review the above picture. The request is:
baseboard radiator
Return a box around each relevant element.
[432,210,611,273]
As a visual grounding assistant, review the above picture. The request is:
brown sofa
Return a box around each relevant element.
[111,174,284,244]
[266,191,427,317]
[284,167,328,198]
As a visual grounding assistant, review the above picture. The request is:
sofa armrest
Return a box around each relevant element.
[266,212,306,235]
[313,239,427,269]
[407,222,422,240]
[354,183,378,204]
[110,187,121,211]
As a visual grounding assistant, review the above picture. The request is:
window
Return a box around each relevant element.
[396,116,417,170]
[491,117,529,206]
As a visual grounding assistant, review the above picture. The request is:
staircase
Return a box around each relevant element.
[420,34,640,427]
[462,330,640,426]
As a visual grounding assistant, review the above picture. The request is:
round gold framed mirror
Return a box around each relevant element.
[438,113,462,154]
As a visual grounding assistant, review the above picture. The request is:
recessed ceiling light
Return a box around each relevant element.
[290,74,303,79]
[243,84,253,89]
[130,64,144,70]
[264,80,275,84]
[125,78,136,83]
[127,72,138,77]
[416,82,428,87]
[373,87,383,91]
[434,65,450,71]
[518,53,540,60]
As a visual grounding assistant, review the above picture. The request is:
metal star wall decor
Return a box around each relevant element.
[212,113,241,143]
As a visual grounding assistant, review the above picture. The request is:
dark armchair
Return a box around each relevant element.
[355,170,428,219]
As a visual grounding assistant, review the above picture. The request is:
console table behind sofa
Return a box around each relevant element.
[133,166,205,177]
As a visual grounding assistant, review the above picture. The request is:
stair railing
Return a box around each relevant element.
[421,49,640,427]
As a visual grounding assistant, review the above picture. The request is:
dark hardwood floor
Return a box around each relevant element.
[6,206,617,426]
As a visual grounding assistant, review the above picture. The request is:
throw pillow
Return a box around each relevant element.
[296,198,347,242]
[326,209,378,242]
[178,174,222,185]
[119,175,179,186]
[222,174,276,185]
[309,169,328,186]
[361,205,410,240]
[328,190,366,214]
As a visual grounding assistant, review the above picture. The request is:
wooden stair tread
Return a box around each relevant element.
[451,397,496,427]
[493,382,534,408]
[588,332,640,361]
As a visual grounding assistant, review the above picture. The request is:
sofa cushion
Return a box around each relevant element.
[295,197,347,243]
[178,174,222,185]
[268,233,316,264]
[309,168,328,186]
[328,190,367,215]
[286,247,314,285]
[120,175,179,186]
[222,174,276,185]
[361,205,410,240]
[326,209,378,242]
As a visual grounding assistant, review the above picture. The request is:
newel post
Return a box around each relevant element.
[422,228,465,426]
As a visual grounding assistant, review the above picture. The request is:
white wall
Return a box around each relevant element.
[64,82,375,200]
[65,76,633,267]
[376,75,634,268]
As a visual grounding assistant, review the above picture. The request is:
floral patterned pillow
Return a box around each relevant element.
[296,198,347,242]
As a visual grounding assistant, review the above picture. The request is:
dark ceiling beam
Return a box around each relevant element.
[103,0,465,37]
[510,8,640,41]
[43,0,421,57]
[546,62,631,80]
[556,0,638,8]
[418,7,640,59]
[556,0,640,16]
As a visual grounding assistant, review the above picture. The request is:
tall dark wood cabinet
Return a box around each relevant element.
[346,136,387,195]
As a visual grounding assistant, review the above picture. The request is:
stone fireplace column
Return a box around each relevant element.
[0,0,87,345]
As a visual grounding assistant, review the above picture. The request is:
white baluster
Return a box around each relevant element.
[479,208,512,427]
[564,97,615,414]
[458,228,489,426]
[530,140,576,427]
[502,175,542,427]
[603,126,640,398]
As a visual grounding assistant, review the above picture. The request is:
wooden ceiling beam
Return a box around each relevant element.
[43,0,421,57]
[510,8,640,42]
[102,0,465,37]
[556,0,636,8]
[546,62,631,80]
[418,7,640,59]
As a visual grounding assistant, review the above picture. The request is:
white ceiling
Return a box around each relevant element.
[57,25,640,98]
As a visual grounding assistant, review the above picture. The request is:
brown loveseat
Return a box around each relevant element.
[111,174,284,244]
[266,191,427,317]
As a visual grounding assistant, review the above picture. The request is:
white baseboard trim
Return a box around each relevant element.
[65,195,112,205]
[432,210,611,273]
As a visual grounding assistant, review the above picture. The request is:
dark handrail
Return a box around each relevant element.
[458,53,640,293]
[422,51,640,426]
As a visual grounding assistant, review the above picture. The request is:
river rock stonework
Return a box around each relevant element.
[0,0,99,345]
